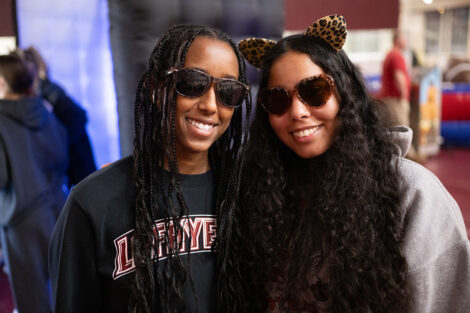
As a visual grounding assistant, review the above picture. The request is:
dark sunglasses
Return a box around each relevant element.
[258,74,335,115]
[165,68,249,108]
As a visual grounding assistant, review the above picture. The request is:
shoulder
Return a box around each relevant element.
[398,158,468,272]
[387,48,403,58]
[52,156,136,248]
[398,158,460,217]
[384,49,400,61]
[383,49,404,67]
[70,156,135,215]
[75,156,133,186]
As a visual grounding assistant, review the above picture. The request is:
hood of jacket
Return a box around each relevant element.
[389,125,413,157]
[0,97,49,130]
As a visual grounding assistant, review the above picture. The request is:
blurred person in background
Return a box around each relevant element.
[381,31,410,126]
[14,47,97,187]
[380,31,422,161]
[0,54,68,313]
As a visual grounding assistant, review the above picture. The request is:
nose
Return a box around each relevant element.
[197,82,218,114]
[288,94,311,120]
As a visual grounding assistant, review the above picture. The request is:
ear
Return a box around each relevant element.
[238,38,277,70]
[305,14,347,52]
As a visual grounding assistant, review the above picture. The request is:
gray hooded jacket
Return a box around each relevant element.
[392,126,470,312]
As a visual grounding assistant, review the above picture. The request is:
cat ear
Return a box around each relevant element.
[238,38,277,69]
[305,14,347,52]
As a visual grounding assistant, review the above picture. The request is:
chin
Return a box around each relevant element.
[291,146,329,159]
[296,151,322,159]
[186,141,215,153]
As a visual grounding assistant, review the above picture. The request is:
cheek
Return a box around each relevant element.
[268,115,280,133]
[330,94,340,116]
[175,95,191,115]
[268,115,289,139]
[322,95,340,118]
[219,106,235,125]
[268,114,282,128]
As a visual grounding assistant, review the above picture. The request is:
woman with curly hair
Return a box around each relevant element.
[49,24,251,313]
[222,15,470,313]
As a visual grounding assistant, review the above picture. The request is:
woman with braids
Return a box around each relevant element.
[49,23,251,313]
[225,15,470,313]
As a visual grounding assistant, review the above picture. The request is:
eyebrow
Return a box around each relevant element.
[190,67,238,80]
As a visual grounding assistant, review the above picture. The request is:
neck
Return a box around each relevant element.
[164,150,210,175]
[3,93,23,100]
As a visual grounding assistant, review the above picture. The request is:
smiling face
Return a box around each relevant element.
[174,36,239,164]
[267,51,340,159]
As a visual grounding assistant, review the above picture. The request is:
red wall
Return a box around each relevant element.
[285,0,399,31]
[0,0,16,37]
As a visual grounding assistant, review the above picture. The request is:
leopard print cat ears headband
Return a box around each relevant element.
[239,14,347,69]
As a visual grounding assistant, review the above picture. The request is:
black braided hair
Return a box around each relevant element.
[130,24,252,313]
[229,34,409,313]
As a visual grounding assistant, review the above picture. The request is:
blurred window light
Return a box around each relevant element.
[425,11,440,53]
[0,37,16,55]
[342,29,392,79]
[345,30,380,53]
[451,7,469,53]
[425,6,469,56]
[423,0,433,4]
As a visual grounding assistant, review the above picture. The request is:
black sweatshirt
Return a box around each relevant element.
[49,157,217,313]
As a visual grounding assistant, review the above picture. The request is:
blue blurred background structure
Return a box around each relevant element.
[6,0,286,164]
[15,0,119,167]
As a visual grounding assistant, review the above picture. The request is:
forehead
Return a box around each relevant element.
[184,36,239,78]
[268,51,324,88]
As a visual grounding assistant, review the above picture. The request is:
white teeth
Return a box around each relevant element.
[292,126,319,138]
[187,118,214,131]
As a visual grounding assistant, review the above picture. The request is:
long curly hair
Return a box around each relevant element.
[228,34,409,313]
[131,24,251,313]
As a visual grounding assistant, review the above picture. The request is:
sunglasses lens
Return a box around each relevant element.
[174,69,246,108]
[217,80,246,108]
[175,70,210,97]
[298,76,332,107]
[260,88,289,115]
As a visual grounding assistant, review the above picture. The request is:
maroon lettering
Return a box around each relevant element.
[203,218,216,250]
[113,215,217,279]
[184,218,203,250]
[113,232,135,279]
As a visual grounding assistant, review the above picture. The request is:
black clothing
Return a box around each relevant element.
[0,96,68,313]
[40,78,96,186]
[49,157,217,313]
[0,97,67,225]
